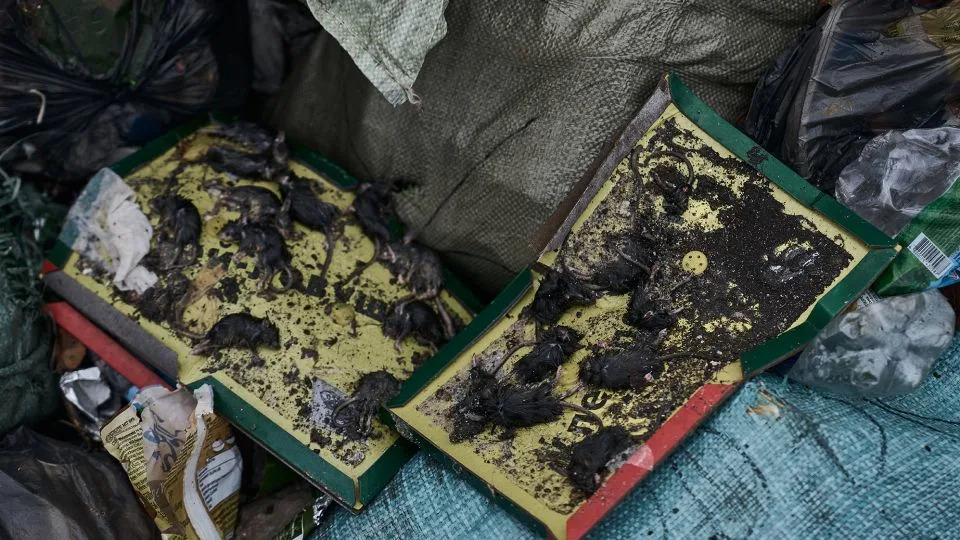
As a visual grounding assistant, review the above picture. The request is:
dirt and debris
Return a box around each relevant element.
[416,114,854,514]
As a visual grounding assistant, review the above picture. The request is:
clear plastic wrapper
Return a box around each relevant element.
[789,290,955,396]
[836,127,960,294]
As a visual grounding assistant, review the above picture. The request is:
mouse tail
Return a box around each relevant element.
[560,402,603,427]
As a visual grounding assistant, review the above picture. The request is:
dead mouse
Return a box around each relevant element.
[381,241,455,339]
[331,370,402,440]
[219,220,298,291]
[531,267,597,326]
[135,271,192,326]
[449,365,501,443]
[205,183,294,238]
[206,145,274,179]
[572,237,657,295]
[579,345,693,390]
[278,174,338,232]
[204,131,289,181]
[566,426,634,493]
[149,194,202,268]
[508,325,582,384]
[647,150,694,216]
[449,372,600,441]
[382,301,445,353]
[278,173,340,285]
[205,121,283,155]
[187,313,280,366]
[350,181,394,253]
[623,265,688,332]
[383,241,444,298]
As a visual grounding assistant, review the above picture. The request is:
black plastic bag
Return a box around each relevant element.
[0,427,158,539]
[0,0,221,183]
[744,0,960,192]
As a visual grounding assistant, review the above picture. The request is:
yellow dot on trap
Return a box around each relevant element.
[331,303,356,326]
[682,251,708,275]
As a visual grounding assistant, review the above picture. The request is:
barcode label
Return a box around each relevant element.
[856,289,882,309]
[908,233,954,279]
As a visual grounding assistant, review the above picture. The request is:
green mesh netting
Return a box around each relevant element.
[0,162,62,434]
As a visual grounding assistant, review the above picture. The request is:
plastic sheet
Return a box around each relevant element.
[836,128,960,237]
[837,127,960,294]
[744,0,960,192]
[0,427,158,539]
[0,0,220,183]
[789,290,955,397]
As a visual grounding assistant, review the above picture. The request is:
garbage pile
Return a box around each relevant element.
[744,0,960,397]
[1,0,959,538]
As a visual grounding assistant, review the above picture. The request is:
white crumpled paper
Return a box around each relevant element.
[59,168,157,293]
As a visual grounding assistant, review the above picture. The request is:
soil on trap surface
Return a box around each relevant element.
[416,116,853,515]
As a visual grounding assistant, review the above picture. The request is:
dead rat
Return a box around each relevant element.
[149,194,202,268]
[449,364,501,443]
[206,145,275,179]
[205,182,294,238]
[136,271,192,326]
[570,237,657,295]
[205,121,282,155]
[278,174,337,231]
[579,344,692,390]
[331,370,402,440]
[566,426,634,493]
[454,375,600,440]
[531,267,598,326]
[382,301,445,353]
[278,173,340,285]
[204,130,289,181]
[647,150,694,216]
[494,326,582,384]
[384,241,444,297]
[349,181,394,254]
[186,313,280,366]
[381,241,456,339]
[219,220,298,291]
[623,268,690,332]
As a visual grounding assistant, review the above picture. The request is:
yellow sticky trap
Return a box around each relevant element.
[59,127,475,508]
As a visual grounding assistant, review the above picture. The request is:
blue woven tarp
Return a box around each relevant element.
[313,335,960,538]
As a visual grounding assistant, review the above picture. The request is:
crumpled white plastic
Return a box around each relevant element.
[60,168,157,293]
[789,290,955,397]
